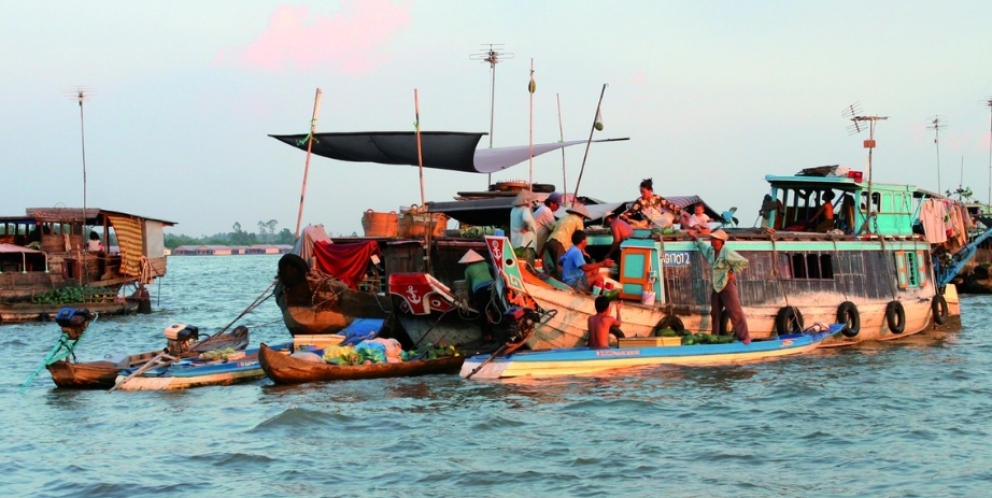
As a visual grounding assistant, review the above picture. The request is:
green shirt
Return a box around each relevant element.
[696,240,748,292]
[464,261,494,292]
[549,214,585,249]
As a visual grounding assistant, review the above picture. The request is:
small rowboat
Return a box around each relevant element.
[258,343,465,385]
[461,325,843,380]
[112,343,293,391]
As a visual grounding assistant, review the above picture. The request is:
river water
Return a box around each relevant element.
[2,255,990,497]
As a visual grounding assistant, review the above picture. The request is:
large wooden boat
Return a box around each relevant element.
[0,207,173,324]
[47,325,251,389]
[258,343,464,385]
[462,325,843,380]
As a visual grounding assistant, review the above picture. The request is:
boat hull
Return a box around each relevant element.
[258,343,464,385]
[1,301,138,325]
[276,280,390,336]
[462,330,836,379]
[113,343,292,391]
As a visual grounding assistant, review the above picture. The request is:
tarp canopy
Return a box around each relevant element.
[291,224,332,261]
[312,240,381,289]
[269,132,629,174]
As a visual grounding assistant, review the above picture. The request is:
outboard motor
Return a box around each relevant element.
[504,306,544,343]
[164,324,200,356]
[55,307,94,340]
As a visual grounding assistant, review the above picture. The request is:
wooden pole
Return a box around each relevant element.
[572,84,607,202]
[557,93,567,203]
[415,89,432,273]
[294,88,323,239]
[528,58,535,189]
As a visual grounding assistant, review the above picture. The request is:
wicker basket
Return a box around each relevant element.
[361,210,398,237]
[398,206,447,238]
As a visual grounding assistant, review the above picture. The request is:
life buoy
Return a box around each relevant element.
[278,254,310,288]
[836,301,861,338]
[775,306,804,335]
[931,294,949,325]
[653,315,685,336]
[885,301,906,333]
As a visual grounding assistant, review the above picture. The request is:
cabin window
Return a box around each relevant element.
[806,254,821,279]
[791,254,807,279]
[820,254,834,279]
[789,252,834,281]
[901,251,922,288]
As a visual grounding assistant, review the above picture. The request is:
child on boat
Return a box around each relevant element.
[588,296,622,349]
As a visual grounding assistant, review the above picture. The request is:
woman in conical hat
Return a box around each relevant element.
[460,249,495,341]
[459,249,485,264]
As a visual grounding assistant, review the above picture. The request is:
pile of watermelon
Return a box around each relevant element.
[680,333,736,345]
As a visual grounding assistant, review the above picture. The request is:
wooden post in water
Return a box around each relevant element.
[294,88,323,240]
[572,84,608,202]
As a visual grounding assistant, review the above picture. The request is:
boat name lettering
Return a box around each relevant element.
[663,251,692,268]
[780,340,794,347]
[595,350,641,357]
[237,360,259,368]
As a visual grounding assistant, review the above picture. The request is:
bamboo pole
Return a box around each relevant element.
[557,93,567,203]
[415,89,432,273]
[572,84,608,202]
[528,58,535,189]
[294,88,323,239]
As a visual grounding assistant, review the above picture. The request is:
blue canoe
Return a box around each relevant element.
[461,325,844,380]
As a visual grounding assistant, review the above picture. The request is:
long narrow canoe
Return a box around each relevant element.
[461,326,843,380]
[259,343,465,385]
[113,343,292,391]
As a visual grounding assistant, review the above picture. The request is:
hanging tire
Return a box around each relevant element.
[885,301,906,333]
[653,315,685,336]
[931,294,949,325]
[775,306,804,335]
[278,254,310,288]
[719,308,735,336]
[836,301,861,338]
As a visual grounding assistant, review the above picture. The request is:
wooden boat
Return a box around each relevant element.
[258,343,465,385]
[461,325,843,380]
[46,325,251,389]
[112,343,293,391]
[0,207,173,324]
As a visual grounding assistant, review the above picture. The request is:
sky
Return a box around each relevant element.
[2,0,991,237]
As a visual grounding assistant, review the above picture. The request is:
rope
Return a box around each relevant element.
[213,280,277,338]
[295,120,321,146]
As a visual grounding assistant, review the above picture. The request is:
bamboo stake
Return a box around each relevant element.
[294,88,323,239]
[557,93,567,204]
[572,84,608,202]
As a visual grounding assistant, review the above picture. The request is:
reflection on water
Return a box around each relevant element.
[1,256,991,496]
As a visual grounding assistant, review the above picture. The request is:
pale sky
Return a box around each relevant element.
[2,0,991,236]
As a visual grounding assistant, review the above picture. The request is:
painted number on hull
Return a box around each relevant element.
[663,251,692,268]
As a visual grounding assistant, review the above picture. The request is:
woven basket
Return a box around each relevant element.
[398,206,447,238]
[361,210,398,237]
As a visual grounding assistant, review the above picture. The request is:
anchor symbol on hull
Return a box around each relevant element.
[405,285,422,305]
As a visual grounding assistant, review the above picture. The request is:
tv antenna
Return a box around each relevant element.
[983,97,992,210]
[842,103,888,234]
[63,85,96,285]
[928,115,947,194]
[470,43,513,187]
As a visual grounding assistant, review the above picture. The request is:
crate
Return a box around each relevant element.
[618,337,681,348]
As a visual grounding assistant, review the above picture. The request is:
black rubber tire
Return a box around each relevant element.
[609,326,626,339]
[278,254,310,288]
[836,301,861,338]
[885,301,906,333]
[653,315,685,336]
[719,308,735,336]
[931,294,949,325]
[775,306,804,335]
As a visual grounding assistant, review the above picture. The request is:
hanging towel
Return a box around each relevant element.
[920,199,948,244]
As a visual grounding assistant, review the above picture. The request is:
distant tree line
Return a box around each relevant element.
[164,220,295,249]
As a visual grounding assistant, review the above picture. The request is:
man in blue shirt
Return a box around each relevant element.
[561,230,614,292]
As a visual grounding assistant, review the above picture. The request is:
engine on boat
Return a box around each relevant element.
[505,306,544,342]
[164,324,200,356]
[55,307,94,340]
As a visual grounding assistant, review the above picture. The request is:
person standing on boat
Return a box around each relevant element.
[690,229,751,345]
[561,230,613,292]
[510,190,539,267]
[460,250,496,341]
[534,192,562,261]
[545,203,592,279]
[588,296,622,349]
[620,178,684,228]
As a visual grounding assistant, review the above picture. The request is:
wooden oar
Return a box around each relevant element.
[108,352,178,392]
[464,327,535,380]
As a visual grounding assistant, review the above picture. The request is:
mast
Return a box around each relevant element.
[470,44,514,188]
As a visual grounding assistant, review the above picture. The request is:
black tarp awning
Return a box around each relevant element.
[270,132,629,174]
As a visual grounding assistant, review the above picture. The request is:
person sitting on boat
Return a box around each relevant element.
[460,249,496,341]
[605,213,634,260]
[689,229,751,345]
[759,194,783,229]
[561,230,614,292]
[545,202,592,279]
[510,190,539,267]
[684,203,712,236]
[534,192,562,262]
[588,296,622,349]
[87,231,104,252]
[620,178,684,229]
[809,190,836,232]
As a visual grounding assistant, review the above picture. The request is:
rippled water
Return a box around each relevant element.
[2,256,991,497]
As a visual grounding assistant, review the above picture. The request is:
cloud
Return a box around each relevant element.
[217,1,411,74]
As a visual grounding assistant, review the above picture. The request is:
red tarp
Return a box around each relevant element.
[311,240,381,289]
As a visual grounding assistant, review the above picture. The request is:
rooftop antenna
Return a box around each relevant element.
[843,102,888,234]
[927,115,946,194]
[983,97,992,211]
[64,86,96,286]
[470,43,513,188]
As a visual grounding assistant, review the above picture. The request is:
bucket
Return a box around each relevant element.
[452,280,469,302]
[641,291,656,306]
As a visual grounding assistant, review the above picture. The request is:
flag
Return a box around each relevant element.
[594,108,604,131]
